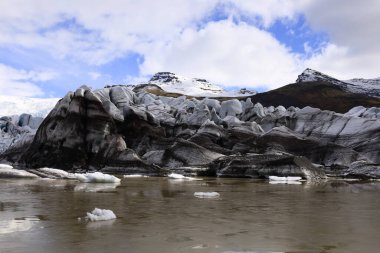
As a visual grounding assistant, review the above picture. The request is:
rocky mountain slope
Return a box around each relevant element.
[297,68,380,98]
[1,85,379,179]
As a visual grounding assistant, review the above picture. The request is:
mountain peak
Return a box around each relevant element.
[296,68,341,84]
[149,72,180,83]
[295,68,380,98]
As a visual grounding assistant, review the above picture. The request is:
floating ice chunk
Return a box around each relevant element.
[269,176,302,181]
[86,208,116,221]
[74,172,121,183]
[168,173,200,181]
[168,173,186,179]
[0,164,13,169]
[286,176,302,181]
[194,192,220,198]
[269,176,302,184]
[0,165,39,178]
[34,167,76,179]
[269,180,302,185]
[123,174,149,178]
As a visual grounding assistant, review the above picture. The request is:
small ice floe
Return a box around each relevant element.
[85,208,117,221]
[74,172,121,183]
[269,176,302,184]
[0,164,39,178]
[191,244,208,249]
[123,174,149,178]
[194,192,220,198]
[269,180,302,185]
[168,173,201,181]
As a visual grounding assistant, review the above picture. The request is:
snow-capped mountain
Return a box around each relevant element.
[296,68,380,97]
[0,95,59,117]
[344,78,380,97]
[148,72,256,97]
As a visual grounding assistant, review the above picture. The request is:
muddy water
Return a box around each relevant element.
[1,178,380,253]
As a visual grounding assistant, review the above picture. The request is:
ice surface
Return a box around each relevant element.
[85,208,117,221]
[74,172,121,183]
[194,192,220,198]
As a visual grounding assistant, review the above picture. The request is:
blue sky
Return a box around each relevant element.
[0,0,379,97]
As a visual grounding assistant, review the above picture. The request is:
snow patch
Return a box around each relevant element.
[74,172,121,183]
[194,192,220,198]
[85,208,116,221]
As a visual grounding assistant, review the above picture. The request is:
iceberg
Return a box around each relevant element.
[86,208,117,221]
[74,172,121,183]
[194,192,220,198]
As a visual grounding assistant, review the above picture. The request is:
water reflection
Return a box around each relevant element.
[0,216,40,234]
[85,219,116,230]
[74,183,120,192]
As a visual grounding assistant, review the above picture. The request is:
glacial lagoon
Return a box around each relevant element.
[1,177,380,253]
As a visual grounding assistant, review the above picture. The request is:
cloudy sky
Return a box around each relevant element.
[0,0,379,97]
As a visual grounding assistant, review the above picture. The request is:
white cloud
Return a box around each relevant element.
[0,0,218,65]
[140,20,302,89]
[0,64,56,96]
[299,0,380,79]
[88,72,101,80]
[0,0,379,93]
[223,0,305,27]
